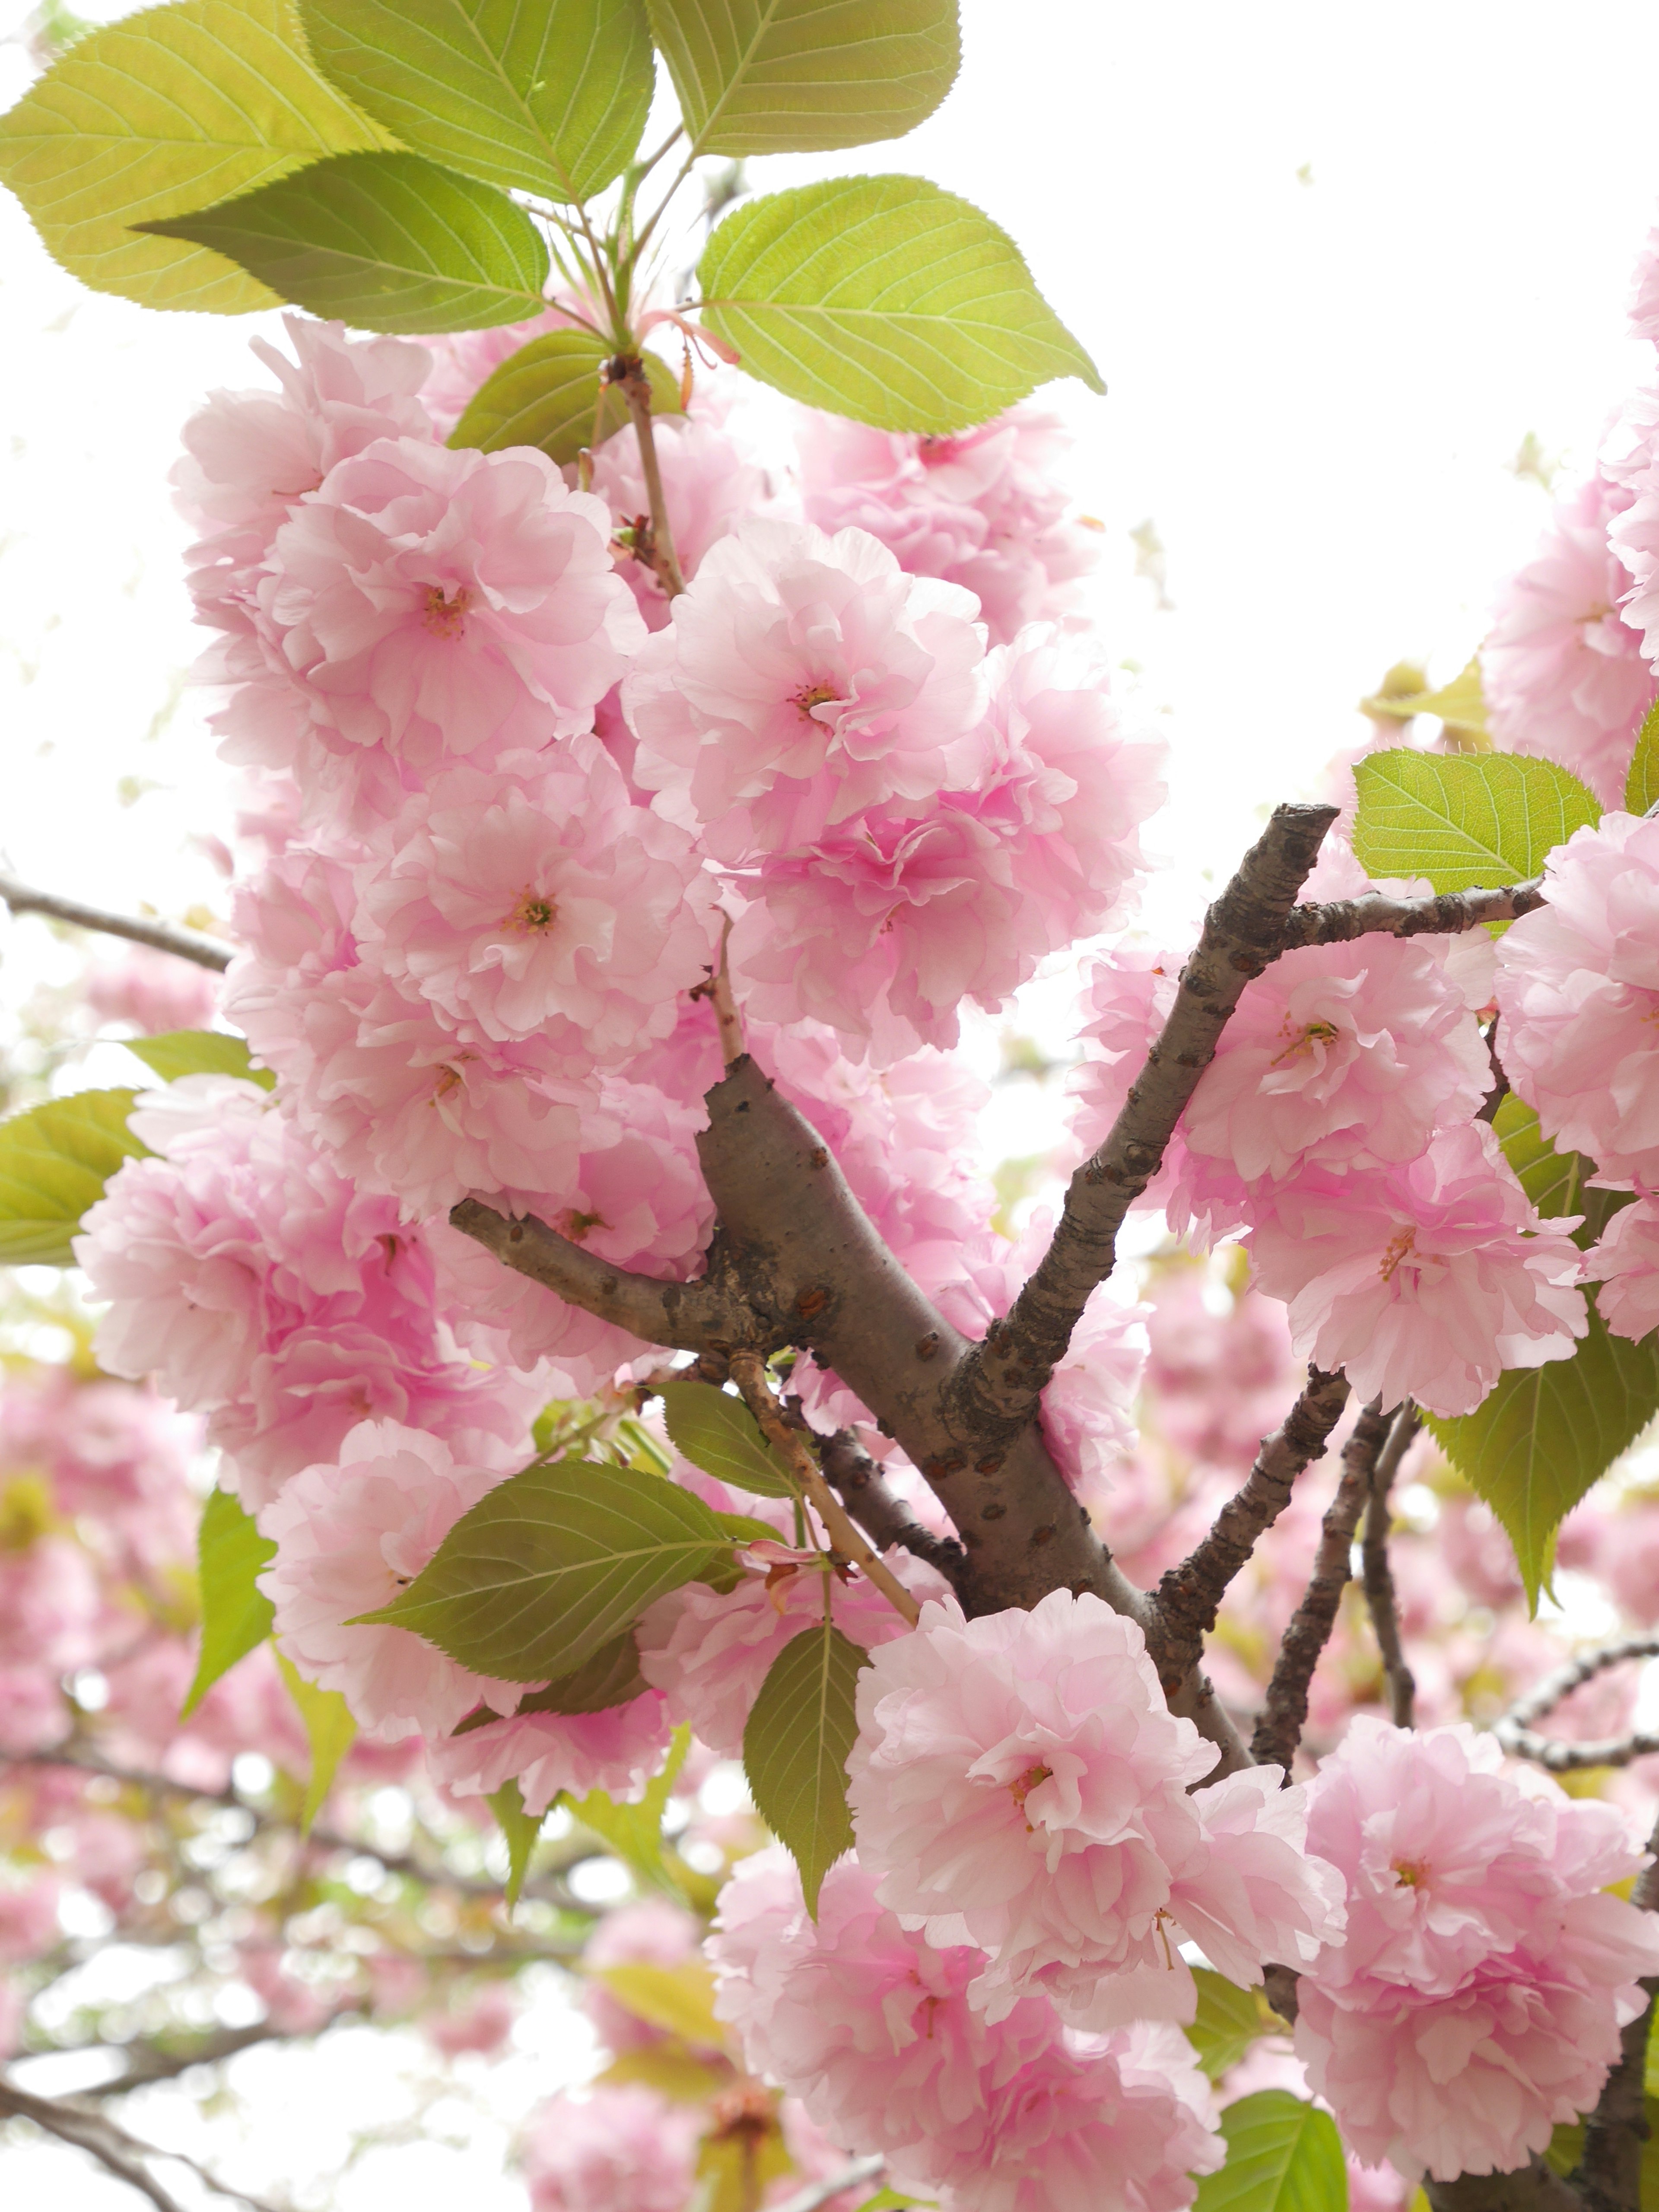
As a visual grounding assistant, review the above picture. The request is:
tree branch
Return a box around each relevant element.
[611,354,686,597]
[1251,1398,1391,1772]
[943,802,1339,1459]
[816,1428,969,1593]
[0,2078,188,2212]
[1278,879,1545,948]
[1149,1367,1351,1691]
[1576,1817,1659,2212]
[1361,1405,1420,1728]
[1494,1636,1659,1771]
[1423,2162,1585,2212]
[768,2154,885,2212]
[0,873,234,972]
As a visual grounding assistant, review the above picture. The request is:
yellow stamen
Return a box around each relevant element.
[422,583,473,638]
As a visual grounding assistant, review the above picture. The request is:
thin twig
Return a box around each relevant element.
[728,1353,921,1627]
[816,1427,969,1593]
[1361,1405,1421,1728]
[767,2153,885,2212]
[611,354,686,595]
[1278,878,1545,948]
[1251,1397,1391,1773]
[0,873,234,971]
[691,912,746,1068]
[1150,1367,1351,1690]
[0,2075,281,2212]
[1495,1636,1659,1771]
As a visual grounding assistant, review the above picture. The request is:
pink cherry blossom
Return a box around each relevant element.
[1295,1716,1659,2181]
[845,1590,1344,2029]
[624,519,989,861]
[519,2085,702,2212]
[1587,1195,1659,1341]
[85,946,220,1036]
[427,1688,675,1817]
[1482,470,1652,808]
[1495,811,1659,1186]
[1246,1122,1587,1418]
[257,1420,523,1742]
[423,1982,518,2059]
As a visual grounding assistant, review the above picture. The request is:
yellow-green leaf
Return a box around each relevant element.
[590,1961,723,2049]
[597,2044,729,2100]
[743,1621,867,1913]
[453,1630,646,1731]
[648,0,959,157]
[0,1089,148,1267]
[1351,749,1601,893]
[658,1380,797,1500]
[1192,2091,1348,2212]
[564,1723,690,1893]
[488,1776,545,1905]
[125,1030,274,1091]
[1625,693,1659,814]
[449,328,680,462]
[182,1489,276,1719]
[274,1647,357,1832]
[696,175,1102,433]
[0,0,394,313]
[1359,655,1488,742]
[1185,1968,1282,2083]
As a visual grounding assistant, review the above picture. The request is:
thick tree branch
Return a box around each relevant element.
[1495,1636,1659,1771]
[0,873,235,971]
[1149,1367,1351,1691]
[1361,1405,1421,1728]
[943,802,1339,1459]
[1423,2163,1585,2212]
[817,1428,969,1593]
[1278,879,1545,948]
[1576,1818,1659,2212]
[1251,1398,1392,1772]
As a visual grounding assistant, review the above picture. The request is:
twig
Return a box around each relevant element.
[1495,1636,1659,1771]
[0,873,234,972]
[944,802,1339,1459]
[1361,1405,1421,1727]
[728,1352,921,1627]
[690,912,746,1067]
[611,354,686,596]
[1576,1815,1659,2211]
[767,2153,885,2212]
[1251,1397,1391,1773]
[0,2075,280,2212]
[817,1428,969,1593]
[1150,1368,1351,1690]
[1278,878,1545,948]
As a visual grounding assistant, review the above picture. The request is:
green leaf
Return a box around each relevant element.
[696,1508,781,1593]
[597,2044,729,2100]
[125,1031,274,1091]
[455,1630,646,1732]
[139,149,550,332]
[300,0,652,201]
[0,0,394,314]
[448,328,680,463]
[1625,693,1659,814]
[1359,655,1489,740]
[1351,749,1601,893]
[181,1489,276,1719]
[589,1961,723,2048]
[696,175,1103,433]
[356,1462,726,1678]
[1185,1969,1282,2083]
[696,2103,793,2212]
[1490,1094,1630,1251]
[1192,2091,1348,2212]
[565,1722,690,1892]
[488,1777,545,1905]
[743,1621,867,1914]
[273,1647,357,1832]
[0,1089,148,1267]
[648,0,959,157]
[854,2194,934,2212]
[658,1380,798,1499]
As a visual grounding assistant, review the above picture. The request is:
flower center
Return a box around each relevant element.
[506,887,557,934]
[422,583,473,639]
[1379,1224,1417,1282]
[555,1208,604,1243]
[792,680,841,723]
[1271,1017,1341,1066]
[1008,1762,1053,1831]
[1392,1858,1429,1888]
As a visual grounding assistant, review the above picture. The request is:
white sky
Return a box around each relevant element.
[6,0,1659,2200]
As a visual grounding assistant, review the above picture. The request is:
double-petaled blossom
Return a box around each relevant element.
[845,1591,1345,2030]
[1588,1195,1659,1341]
[1295,1717,1659,2182]
[427,1689,676,1817]
[519,2085,702,2212]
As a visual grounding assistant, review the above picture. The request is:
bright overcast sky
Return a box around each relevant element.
[6,0,1659,2200]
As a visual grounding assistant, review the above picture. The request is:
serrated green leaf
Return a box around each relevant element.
[649,0,958,158]
[1193,2091,1348,2212]
[590,1961,723,2048]
[658,1380,798,1499]
[696,175,1102,433]
[743,1621,867,1913]
[182,1489,276,1719]
[273,1647,357,1832]
[1491,1094,1630,1251]
[455,1630,645,1733]
[1351,749,1601,893]
[488,1776,544,1904]
[565,1722,690,1892]
[448,328,680,462]
[300,0,652,201]
[0,0,394,314]
[1625,694,1659,814]
[125,1030,274,1091]
[140,149,549,331]
[0,1089,148,1267]
[358,1461,723,1677]
[1185,1968,1281,2083]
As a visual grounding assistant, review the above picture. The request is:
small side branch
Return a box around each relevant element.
[0,873,234,972]
[0,2075,281,2212]
[945,802,1339,1457]
[1150,1367,1351,1691]
[1495,1635,1659,1771]
[1278,879,1545,948]
[1577,1818,1659,2212]
[817,1428,969,1593]
[611,353,687,597]
[1361,1405,1421,1728]
[1251,1397,1392,1773]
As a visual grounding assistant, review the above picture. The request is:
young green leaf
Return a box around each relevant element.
[564,1722,690,1892]
[452,1630,646,1732]
[1358,655,1488,742]
[0,0,393,314]
[588,1960,723,2048]
[353,1461,725,1678]
[1626,693,1659,814]
[139,150,550,332]
[1184,1968,1281,2083]
[448,329,680,463]
[1351,750,1601,893]
[181,1488,276,1719]
[648,0,959,157]
[300,0,652,202]
[488,1776,545,1905]
[657,1379,797,1499]
[1192,2091,1348,2212]
[0,1088,148,1266]
[274,1647,358,1833]
[125,1030,274,1090]
[742,1621,868,1914]
[696,175,1103,434]
[597,2044,729,2100]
